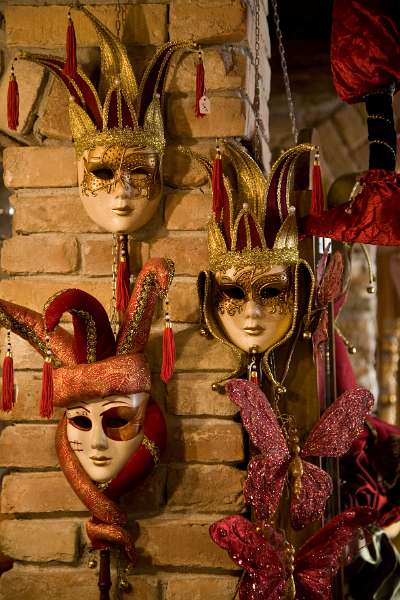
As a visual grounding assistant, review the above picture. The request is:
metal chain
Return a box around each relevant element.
[253,0,262,164]
[270,0,298,143]
[110,233,118,337]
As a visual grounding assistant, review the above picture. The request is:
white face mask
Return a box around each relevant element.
[214,265,294,354]
[66,393,149,483]
[77,146,162,233]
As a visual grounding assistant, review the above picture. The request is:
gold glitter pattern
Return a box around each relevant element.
[70,310,97,364]
[142,435,160,465]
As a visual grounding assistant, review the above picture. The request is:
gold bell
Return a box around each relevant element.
[118,578,131,592]
[303,330,312,340]
[348,345,357,355]
[367,284,375,294]
[276,384,286,395]
[88,557,97,569]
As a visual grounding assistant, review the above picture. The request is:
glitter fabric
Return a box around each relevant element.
[53,354,151,406]
[225,380,373,529]
[210,508,376,600]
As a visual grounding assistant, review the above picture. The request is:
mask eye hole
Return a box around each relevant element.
[103,416,129,429]
[69,415,92,431]
[131,167,152,177]
[260,286,282,299]
[90,167,114,181]
[222,286,245,300]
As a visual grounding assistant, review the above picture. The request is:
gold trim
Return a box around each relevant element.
[142,435,160,465]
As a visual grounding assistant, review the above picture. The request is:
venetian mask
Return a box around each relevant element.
[67,393,149,483]
[214,265,294,354]
[191,141,315,389]
[77,146,162,233]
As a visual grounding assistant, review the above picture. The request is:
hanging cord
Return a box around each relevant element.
[252,0,262,164]
[270,0,298,143]
[115,0,127,40]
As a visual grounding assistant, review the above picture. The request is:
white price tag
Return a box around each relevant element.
[199,95,211,115]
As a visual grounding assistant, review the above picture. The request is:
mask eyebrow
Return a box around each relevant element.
[68,405,90,413]
[101,400,130,407]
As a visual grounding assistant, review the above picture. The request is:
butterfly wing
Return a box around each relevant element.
[294,507,377,600]
[302,387,374,458]
[290,461,333,530]
[225,380,290,460]
[210,515,286,599]
[244,453,288,521]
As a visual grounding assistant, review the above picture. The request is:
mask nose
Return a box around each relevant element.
[243,299,262,319]
[90,420,109,451]
[114,178,132,202]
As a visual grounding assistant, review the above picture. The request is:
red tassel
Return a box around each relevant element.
[2,354,14,412]
[63,12,77,77]
[195,53,205,118]
[7,67,19,131]
[116,259,130,313]
[212,153,226,221]
[40,359,54,419]
[161,324,175,384]
[311,155,324,216]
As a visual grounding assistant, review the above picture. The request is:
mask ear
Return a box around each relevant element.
[143,96,165,152]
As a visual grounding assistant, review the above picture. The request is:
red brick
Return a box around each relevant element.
[1,235,78,274]
[165,190,210,231]
[3,147,77,189]
[0,424,58,468]
[146,235,208,276]
[167,465,244,512]
[0,519,79,563]
[166,373,238,416]
[168,278,199,323]
[170,0,247,43]
[168,96,246,139]
[166,418,244,463]
[11,189,101,234]
[136,517,237,569]
[165,575,238,600]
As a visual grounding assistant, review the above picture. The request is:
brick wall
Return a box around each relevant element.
[0,2,270,598]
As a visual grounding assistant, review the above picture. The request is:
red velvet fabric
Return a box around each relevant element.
[300,170,400,245]
[332,0,400,103]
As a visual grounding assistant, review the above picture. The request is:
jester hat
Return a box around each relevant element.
[185,141,315,388]
[10,6,195,156]
[0,257,172,417]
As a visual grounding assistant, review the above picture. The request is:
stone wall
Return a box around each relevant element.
[0,2,270,599]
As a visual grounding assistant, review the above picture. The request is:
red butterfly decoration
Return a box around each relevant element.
[225,380,373,529]
[210,508,376,600]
